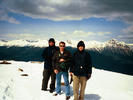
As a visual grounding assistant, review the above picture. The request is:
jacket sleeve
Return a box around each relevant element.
[52,52,56,69]
[70,53,75,73]
[42,48,47,60]
[66,51,73,71]
[66,51,72,63]
[52,51,59,70]
[86,52,92,74]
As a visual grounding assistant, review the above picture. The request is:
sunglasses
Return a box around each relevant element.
[59,45,65,47]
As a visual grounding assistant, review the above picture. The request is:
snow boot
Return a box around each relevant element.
[66,96,70,100]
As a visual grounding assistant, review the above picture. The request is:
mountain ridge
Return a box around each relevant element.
[0,38,132,49]
[0,39,133,75]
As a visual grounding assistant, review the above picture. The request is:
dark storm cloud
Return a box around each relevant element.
[0,0,133,41]
[1,0,133,21]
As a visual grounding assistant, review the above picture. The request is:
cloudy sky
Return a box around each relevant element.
[0,0,133,43]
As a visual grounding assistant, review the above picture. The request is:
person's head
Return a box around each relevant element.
[77,41,85,51]
[59,41,65,51]
[48,38,55,46]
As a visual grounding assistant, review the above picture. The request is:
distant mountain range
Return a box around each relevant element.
[0,39,133,75]
[0,38,133,48]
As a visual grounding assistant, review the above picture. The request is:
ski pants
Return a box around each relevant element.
[42,69,56,90]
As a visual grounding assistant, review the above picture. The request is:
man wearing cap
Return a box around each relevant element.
[42,38,59,93]
[70,41,92,100]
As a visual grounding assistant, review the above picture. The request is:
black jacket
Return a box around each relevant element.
[42,45,59,69]
[70,50,92,76]
[52,49,72,72]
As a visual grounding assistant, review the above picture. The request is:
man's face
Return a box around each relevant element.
[59,43,65,51]
[49,41,54,46]
[78,46,84,51]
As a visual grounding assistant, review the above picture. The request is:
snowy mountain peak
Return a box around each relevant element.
[105,39,130,49]
[107,38,119,44]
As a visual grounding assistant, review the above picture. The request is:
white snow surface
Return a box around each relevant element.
[0,60,133,100]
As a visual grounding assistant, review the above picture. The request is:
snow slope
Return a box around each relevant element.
[0,61,133,100]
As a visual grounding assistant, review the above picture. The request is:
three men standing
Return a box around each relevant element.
[42,38,92,100]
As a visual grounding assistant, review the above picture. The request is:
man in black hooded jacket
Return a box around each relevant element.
[41,38,59,93]
[70,41,92,100]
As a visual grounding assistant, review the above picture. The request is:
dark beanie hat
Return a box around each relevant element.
[77,41,85,48]
[49,38,55,43]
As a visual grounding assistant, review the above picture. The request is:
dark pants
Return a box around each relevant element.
[42,69,56,91]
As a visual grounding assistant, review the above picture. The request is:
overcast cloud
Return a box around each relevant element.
[0,0,133,42]
[0,0,133,22]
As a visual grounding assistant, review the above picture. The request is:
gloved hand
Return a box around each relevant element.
[69,72,73,84]
[86,74,91,80]
[70,72,73,76]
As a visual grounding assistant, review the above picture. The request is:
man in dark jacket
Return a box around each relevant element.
[70,41,92,100]
[52,41,71,100]
[42,38,59,93]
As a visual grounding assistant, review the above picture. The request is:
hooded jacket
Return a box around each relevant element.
[42,45,59,69]
[70,50,92,76]
[70,41,92,76]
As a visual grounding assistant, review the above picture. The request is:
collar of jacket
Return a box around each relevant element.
[77,49,85,53]
[59,49,67,53]
[49,45,55,48]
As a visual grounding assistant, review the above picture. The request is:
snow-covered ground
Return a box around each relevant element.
[0,61,133,100]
